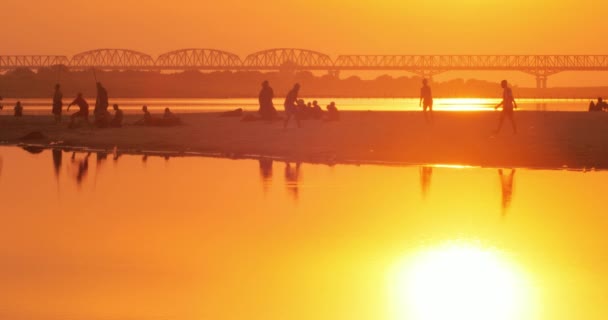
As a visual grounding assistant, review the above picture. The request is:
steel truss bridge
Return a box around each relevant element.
[3,48,608,88]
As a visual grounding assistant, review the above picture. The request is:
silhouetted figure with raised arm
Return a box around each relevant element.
[420,166,433,199]
[498,169,515,216]
[110,104,123,127]
[52,84,63,123]
[284,83,301,129]
[494,80,518,134]
[67,93,90,128]
[419,78,434,123]
[258,80,277,120]
[14,101,23,117]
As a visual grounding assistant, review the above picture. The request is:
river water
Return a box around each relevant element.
[0,146,607,320]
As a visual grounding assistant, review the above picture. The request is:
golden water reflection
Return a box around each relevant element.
[0,146,607,320]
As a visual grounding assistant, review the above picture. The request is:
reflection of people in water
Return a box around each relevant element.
[285,162,301,201]
[420,166,433,199]
[71,152,91,185]
[499,169,516,215]
[52,149,62,178]
[259,158,273,193]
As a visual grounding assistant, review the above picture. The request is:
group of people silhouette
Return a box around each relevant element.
[2,83,182,128]
[588,97,608,112]
[2,77,525,136]
[55,82,125,128]
[258,81,340,128]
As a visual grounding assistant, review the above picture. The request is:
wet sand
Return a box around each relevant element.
[1,111,608,168]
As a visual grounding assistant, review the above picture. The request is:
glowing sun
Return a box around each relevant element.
[390,242,535,320]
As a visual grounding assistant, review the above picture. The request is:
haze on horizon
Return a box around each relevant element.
[2,0,606,87]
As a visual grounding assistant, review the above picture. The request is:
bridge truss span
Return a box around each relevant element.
[243,48,334,70]
[0,55,70,71]
[156,49,242,70]
[69,49,155,70]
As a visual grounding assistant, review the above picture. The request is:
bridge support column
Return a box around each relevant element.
[328,70,340,78]
[536,75,548,89]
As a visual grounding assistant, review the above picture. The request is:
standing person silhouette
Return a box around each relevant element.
[52,84,63,123]
[284,83,301,129]
[258,80,277,120]
[419,78,433,123]
[95,82,109,119]
[494,80,517,134]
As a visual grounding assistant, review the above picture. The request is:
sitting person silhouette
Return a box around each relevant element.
[134,105,154,125]
[162,107,182,126]
[110,104,123,127]
[312,100,323,119]
[325,101,339,121]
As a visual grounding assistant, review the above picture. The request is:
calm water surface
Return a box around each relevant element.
[1,146,607,320]
[0,97,590,114]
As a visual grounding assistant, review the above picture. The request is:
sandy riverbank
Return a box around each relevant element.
[1,111,608,168]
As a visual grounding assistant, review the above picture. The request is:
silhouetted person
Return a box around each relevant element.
[325,102,340,121]
[420,166,433,199]
[52,149,62,179]
[285,162,301,201]
[312,100,323,119]
[14,101,23,117]
[135,105,153,125]
[110,104,123,127]
[259,158,273,193]
[284,83,301,129]
[494,80,517,134]
[258,80,277,120]
[296,99,311,120]
[499,169,515,216]
[304,102,314,119]
[592,97,606,112]
[95,82,109,118]
[52,84,63,123]
[0,96,3,111]
[419,78,433,123]
[67,93,90,127]
[162,107,182,126]
[589,100,596,112]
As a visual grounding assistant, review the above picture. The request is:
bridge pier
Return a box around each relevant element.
[536,75,548,89]
[328,70,340,78]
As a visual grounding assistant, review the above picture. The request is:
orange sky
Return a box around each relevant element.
[3,0,607,86]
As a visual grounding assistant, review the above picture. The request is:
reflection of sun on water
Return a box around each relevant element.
[390,242,535,320]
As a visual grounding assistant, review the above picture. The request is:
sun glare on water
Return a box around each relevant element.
[389,242,535,320]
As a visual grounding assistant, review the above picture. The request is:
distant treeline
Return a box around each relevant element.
[0,67,606,99]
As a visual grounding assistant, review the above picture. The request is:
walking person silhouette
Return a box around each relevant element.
[419,78,433,123]
[494,80,517,134]
[284,83,301,129]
